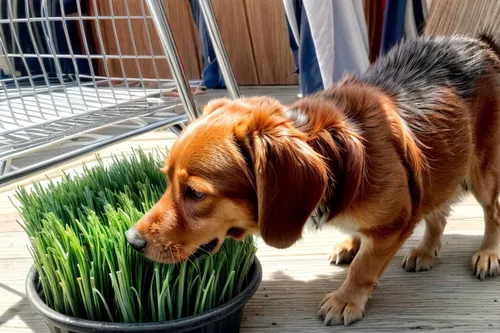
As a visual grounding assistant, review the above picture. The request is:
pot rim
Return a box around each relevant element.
[25,257,262,333]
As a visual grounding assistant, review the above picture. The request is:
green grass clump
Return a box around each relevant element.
[16,149,257,323]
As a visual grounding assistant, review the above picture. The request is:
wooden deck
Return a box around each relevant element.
[1,86,499,332]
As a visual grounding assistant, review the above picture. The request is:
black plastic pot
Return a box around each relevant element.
[26,258,262,333]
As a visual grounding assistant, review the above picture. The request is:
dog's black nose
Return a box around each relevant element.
[125,228,147,252]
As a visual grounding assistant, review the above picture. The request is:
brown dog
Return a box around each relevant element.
[126,35,500,325]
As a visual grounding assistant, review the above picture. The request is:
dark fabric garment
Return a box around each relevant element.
[283,0,324,95]
[188,0,225,89]
[412,0,426,35]
[298,4,323,95]
[380,0,407,56]
[366,0,387,63]
[285,19,299,73]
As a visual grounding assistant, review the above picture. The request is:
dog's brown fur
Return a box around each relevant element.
[128,36,500,325]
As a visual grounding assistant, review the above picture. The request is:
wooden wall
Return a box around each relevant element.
[243,0,297,85]
[88,0,201,81]
[86,0,297,85]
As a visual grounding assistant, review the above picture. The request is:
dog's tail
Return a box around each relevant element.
[478,30,500,71]
[479,32,500,57]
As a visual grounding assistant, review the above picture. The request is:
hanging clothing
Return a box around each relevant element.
[188,0,226,89]
[365,0,387,63]
[412,0,426,34]
[380,0,407,56]
[283,0,324,95]
[381,0,429,56]
[283,0,369,96]
[404,0,418,39]
[331,0,369,82]
[421,0,429,20]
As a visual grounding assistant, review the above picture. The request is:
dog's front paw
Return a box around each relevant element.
[472,250,500,280]
[318,290,366,326]
[402,248,436,272]
[329,237,361,265]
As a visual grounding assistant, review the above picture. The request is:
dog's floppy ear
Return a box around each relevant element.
[239,107,328,249]
[203,97,232,116]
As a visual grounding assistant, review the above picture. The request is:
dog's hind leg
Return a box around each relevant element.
[469,67,500,280]
[470,168,500,280]
[402,206,449,272]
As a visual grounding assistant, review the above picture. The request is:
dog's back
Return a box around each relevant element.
[362,36,499,101]
[361,35,500,215]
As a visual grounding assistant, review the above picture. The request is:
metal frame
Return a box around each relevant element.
[198,0,241,99]
[0,0,240,187]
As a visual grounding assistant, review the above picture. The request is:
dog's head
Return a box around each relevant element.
[125,97,328,263]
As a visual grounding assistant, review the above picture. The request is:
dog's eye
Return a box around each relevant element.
[186,186,206,200]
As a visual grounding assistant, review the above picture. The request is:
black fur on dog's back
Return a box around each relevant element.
[351,35,500,140]
[360,35,499,102]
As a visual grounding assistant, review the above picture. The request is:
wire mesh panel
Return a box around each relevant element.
[0,0,206,185]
